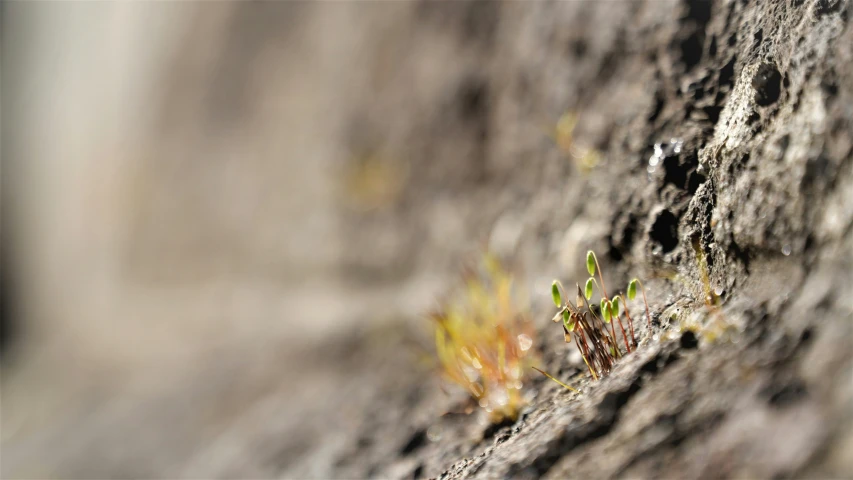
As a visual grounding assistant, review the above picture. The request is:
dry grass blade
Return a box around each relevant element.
[532,367,579,393]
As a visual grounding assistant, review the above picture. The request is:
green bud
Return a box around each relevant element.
[627,279,638,300]
[601,299,611,323]
[585,278,594,300]
[562,308,570,325]
[586,251,596,276]
[551,280,562,307]
[611,296,621,317]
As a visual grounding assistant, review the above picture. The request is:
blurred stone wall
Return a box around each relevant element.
[2,2,518,476]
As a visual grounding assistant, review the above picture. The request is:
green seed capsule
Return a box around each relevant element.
[611,296,621,317]
[627,279,638,300]
[601,299,611,323]
[586,251,596,276]
[552,280,562,307]
[585,278,594,300]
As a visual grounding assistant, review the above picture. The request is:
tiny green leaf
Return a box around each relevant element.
[601,299,611,323]
[586,251,596,276]
[585,278,594,300]
[627,279,638,300]
[551,280,562,307]
[611,296,621,317]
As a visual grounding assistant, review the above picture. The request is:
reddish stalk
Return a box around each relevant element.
[575,326,597,380]
[622,302,637,348]
[614,312,631,352]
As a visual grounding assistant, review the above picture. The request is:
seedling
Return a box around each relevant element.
[430,254,537,422]
[551,251,656,380]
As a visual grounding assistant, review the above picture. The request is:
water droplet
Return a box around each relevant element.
[517,334,533,352]
[472,357,483,369]
[782,244,792,256]
[427,425,443,442]
[490,388,509,407]
[714,286,724,297]
[463,366,480,382]
[478,397,489,408]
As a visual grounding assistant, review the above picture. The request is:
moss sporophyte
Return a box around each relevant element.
[549,251,652,381]
[429,254,538,422]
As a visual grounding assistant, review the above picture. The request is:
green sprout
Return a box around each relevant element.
[586,251,596,276]
[611,296,621,317]
[552,280,562,307]
[583,250,630,352]
[548,250,649,380]
[586,250,609,298]
[627,280,637,300]
[627,278,652,331]
[547,249,661,382]
[601,299,611,323]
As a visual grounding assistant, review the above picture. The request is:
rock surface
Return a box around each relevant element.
[318,1,853,478]
[2,1,852,479]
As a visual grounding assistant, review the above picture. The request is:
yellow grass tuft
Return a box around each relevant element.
[430,254,537,422]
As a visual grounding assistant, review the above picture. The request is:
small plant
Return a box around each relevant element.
[550,251,654,380]
[627,278,652,332]
[547,111,601,173]
[429,254,538,422]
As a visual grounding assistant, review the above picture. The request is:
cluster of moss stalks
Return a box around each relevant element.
[428,251,654,422]
[429,255,538,422]
[550,251,651,380]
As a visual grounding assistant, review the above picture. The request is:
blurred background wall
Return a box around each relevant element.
[2,2,552,477]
